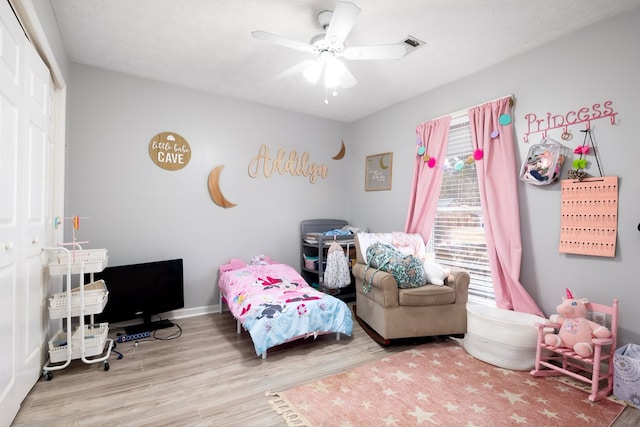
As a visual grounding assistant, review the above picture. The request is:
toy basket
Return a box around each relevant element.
[48,280,109,319]
[614,343,640,408]
[303,254,318,269]
[48,248,108,275]
[48,323,109,363]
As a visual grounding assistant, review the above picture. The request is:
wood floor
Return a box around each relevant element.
[13,309,640,427]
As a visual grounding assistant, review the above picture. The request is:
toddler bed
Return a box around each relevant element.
[218,257,353,358]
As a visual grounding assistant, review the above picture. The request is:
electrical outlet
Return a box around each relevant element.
[592,311,606,327]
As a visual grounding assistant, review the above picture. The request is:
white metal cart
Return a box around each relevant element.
[42,246,114,380]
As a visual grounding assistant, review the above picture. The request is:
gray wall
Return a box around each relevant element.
[29,0,71,79]
[349,9,640,346]
[66,66,350,310]
[37,5,639,345]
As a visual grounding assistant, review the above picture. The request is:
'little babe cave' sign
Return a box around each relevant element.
[149,132,191,171]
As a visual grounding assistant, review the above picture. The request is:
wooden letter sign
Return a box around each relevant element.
[149,132,191,171]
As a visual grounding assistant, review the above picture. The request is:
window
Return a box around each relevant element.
[426,115,495,306]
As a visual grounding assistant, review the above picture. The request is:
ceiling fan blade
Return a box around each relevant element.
[275,60,315,79]
[251,30,315,54]
[324,1,361,46]
[343,43,407,60]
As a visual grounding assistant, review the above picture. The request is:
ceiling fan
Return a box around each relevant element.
[252,1,408,99]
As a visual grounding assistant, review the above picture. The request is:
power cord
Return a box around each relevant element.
[152,314,183,340]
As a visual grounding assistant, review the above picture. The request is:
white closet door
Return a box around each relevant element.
[19,24,53,396]
[0,1,53,424]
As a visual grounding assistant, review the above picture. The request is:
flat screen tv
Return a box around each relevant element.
[92,258,184,334]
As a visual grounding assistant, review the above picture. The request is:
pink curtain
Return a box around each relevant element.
[468,97,543,316]
[404,116,451,242]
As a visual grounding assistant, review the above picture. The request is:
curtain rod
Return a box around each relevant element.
[427,94,514,122]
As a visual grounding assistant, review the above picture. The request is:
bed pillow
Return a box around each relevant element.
[249,254,280,265]
[220,258,247,273]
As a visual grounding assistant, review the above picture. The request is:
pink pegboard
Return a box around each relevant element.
[559,176,618,257]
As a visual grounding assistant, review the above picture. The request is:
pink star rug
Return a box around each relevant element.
[267,340,624,426]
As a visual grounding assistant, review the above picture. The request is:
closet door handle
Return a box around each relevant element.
[4,241,13,250]
[32,237,39,245]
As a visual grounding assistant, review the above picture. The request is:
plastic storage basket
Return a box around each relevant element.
[48,323,109,363]
[303,254,318,269]
[48,248,108,275]
[48,280,109,319]
[519,138,570,186]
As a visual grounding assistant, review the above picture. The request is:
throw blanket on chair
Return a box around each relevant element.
[362,243,426,292]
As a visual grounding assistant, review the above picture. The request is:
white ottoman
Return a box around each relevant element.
[463,305,547,371]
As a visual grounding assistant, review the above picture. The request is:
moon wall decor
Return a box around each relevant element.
[332,140,346,160]
[379,154,389,169]
[208,165,237,208]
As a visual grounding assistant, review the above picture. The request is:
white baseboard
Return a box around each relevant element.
[166,304,224,319]
[107,304,225,330]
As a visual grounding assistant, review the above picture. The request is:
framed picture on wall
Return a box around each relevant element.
[365,152,393,191]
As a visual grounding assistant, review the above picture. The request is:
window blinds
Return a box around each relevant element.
[428,118,494,304]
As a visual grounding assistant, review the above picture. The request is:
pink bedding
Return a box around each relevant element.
[218,261,353,357]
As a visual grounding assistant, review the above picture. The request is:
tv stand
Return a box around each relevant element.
[125,319,174,335]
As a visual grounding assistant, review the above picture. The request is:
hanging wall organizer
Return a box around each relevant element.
[522,100,621,257]
[558,126,618,257]
[559,175,618,257]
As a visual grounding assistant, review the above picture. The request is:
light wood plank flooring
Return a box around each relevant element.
[13,309,640,426]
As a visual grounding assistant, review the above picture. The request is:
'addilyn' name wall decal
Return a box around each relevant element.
[248,144,328,184]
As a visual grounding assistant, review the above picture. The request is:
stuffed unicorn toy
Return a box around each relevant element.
[544,288,611,357]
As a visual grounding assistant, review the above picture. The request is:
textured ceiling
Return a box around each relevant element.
[50,0,640,123]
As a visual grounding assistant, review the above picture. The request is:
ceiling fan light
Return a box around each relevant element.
[324,73,340,88]
[324,57,346,88]
[303,60,322,84]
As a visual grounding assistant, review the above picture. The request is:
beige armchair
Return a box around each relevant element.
[352,232,470,342]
